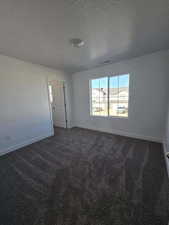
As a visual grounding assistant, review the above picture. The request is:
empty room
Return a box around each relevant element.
[0,0,169,224]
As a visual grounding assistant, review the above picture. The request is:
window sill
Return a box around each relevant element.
[90,115,129,119]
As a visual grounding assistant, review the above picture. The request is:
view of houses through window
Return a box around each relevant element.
[90,74,129,117]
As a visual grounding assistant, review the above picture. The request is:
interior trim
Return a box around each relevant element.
[0,131,54,156]
[73,124,162,143]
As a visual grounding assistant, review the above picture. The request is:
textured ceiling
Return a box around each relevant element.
[0,0,168,73]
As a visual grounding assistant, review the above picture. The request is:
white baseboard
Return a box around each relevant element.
[163,142,169,177]
[0,131,54,156]
[73,124,162,143]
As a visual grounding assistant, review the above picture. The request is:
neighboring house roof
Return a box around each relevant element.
[92,88,107,98]
[109,87,128,96]
[93,87,128,97]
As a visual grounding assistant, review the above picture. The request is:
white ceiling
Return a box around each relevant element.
[0,0,168,73]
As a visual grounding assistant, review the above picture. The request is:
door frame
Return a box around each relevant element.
[63,82,68,128]
[47,78,68,129]
[46,77,54,135]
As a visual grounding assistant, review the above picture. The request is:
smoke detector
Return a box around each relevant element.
[70,38,85,48]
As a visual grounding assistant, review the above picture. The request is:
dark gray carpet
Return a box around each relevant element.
[0,127,168,225]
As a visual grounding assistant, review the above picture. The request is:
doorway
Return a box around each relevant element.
[48,80,67,128]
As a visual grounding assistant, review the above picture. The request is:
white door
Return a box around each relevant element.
[48,80,67,128]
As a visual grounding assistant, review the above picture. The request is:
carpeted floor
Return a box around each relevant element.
[0,127,168,225]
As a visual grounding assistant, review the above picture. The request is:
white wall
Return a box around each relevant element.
[0,55,71,155]
[72,50,169,142]
[166,104,169,150]
[163,74,169,175]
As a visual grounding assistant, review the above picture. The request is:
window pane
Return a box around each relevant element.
[91,77,108,116]
[109,101,118,117]
[109,76,119,103]
[91,78,99,89]
[118,74,129,117]
[92,98,101,116]
[109,74,129,117]
[100,102,108,116]
[100,77,108,95]
[109,76,118,116]
[119,74,129,88]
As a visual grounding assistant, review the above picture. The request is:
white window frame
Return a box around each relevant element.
[89,76,109,117]
[89,74,130,118]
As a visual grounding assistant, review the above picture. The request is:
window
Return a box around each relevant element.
[90,74,130,117]
[90,77,108,116]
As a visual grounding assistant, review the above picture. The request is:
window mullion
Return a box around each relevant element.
[108,76,110,116]
[118,75,119,116]
[99,79,100,115]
